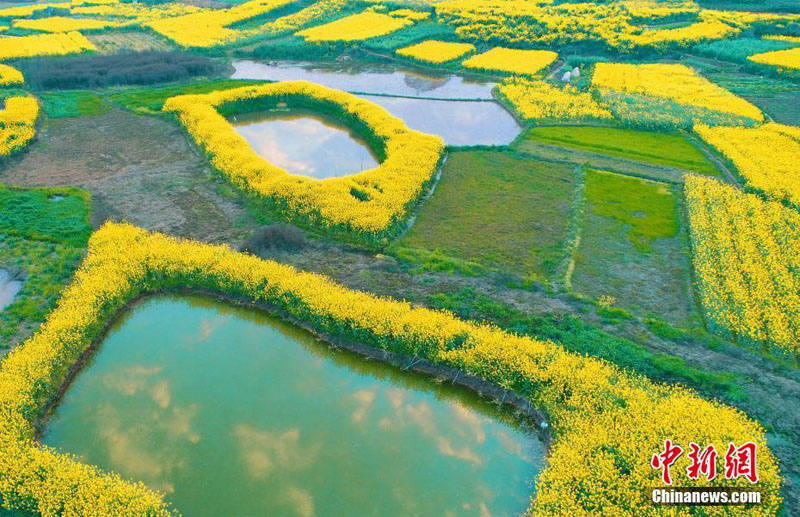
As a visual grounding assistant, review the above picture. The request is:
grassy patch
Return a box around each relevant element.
[105,79,265,114]
[520,125,720,176]
[39,90,109,118]
[391,150,577,282]
[426,287,747,403]
[584,168,677,252]
[0,185,91,246]
[572,170,692,324]
[363,20,457,51]
[0,235,84,349]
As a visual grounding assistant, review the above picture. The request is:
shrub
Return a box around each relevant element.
[19,51,219,90]
[241,223,307,254]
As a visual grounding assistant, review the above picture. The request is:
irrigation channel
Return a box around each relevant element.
[230,60,523,147]
[41,295,546,516]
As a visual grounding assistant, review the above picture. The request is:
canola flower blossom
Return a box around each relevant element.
[12,16,121,33]
[748,46,800,71]
[296,11,412,42]
[462,47,558,76]
[592,62,764,121]
[685,175,800,358]
[498,78,613,122]
[0,97,40,157]
[395,40,475,64]
[432,0,773,52]
[695,122,800,206]
[0,64,24,86]
[0,31,95,60]
[146,0,297,48]
[163,81,444,241]
[0,222,784,515]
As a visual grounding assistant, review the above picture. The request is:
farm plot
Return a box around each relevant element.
[0,108,259,244]
[392,150,578,283]
[519,126,721,177]
[571,169,694,325]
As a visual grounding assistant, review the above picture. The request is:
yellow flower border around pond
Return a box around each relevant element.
[163,81,444,244]
[0,223,783,515]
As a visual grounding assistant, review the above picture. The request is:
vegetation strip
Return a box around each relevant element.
[163,80,444,243]
[0,223,782,514]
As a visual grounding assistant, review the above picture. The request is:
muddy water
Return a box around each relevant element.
[0,269,21,311]
[231,59,497,99]
[42,295,545,516]
[230,110,379,178]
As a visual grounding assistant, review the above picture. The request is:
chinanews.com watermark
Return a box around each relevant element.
[649,439,763,507]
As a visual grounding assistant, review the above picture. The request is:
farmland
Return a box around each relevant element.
[0,0,799,515]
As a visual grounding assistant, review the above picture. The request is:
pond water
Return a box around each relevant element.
[0,269,22,311]
[357,94,522,146]
[231,59,497,100]
[230,110,379,178]
[42,295,544,516]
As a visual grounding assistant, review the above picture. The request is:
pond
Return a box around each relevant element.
[230,60,523,147]
[0,269,22,312]
[231,59,497,100]
[230,110,380,178]
[357,95,522,147]
[42,295,545,516]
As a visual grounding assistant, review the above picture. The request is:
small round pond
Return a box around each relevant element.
[230,110,380,178]
[42,295,545,516]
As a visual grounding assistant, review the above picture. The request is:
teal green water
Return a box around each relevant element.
[42,295,544,516]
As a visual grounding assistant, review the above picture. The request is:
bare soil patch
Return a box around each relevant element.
[0,109,259,244]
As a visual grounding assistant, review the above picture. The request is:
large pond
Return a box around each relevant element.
[231,59,496,100]
[230,60,523,146]
[230,110,379,178]
[42,295,545,516]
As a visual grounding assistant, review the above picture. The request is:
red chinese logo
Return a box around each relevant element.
[652,440,759,484]
[687,442,717,481]
[725,442,759,483]
[651,439,683,485]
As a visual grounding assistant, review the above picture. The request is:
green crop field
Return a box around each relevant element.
[392,150,577,282]
[519,126,721,177]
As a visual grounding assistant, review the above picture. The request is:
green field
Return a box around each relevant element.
[40,90,110,119]
[519,126,721,177]
[392,150,577,281]
[0,185,91,246]
[572,169,692,324]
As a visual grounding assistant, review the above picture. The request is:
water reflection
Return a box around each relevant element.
[358,94,522,146]
[230,110,379,178]
[231,59,497,99]
[43,295,544,516]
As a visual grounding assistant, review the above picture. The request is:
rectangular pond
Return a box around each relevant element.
[41,295,545,516]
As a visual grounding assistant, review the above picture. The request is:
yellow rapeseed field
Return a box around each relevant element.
[13,16,121,33]
[592,63,764,121]
[685,175,800,358]
[0,97,39,156]
[748,46,800,70]
[296,11,412,42]
[462,47,558,76]
[147,0,296,47]
[0,222,783,515]
[498,78,613,122]
[0,31,95,59]
[163,81,444,240]
[0,64,23,86]
[396,40,475,64]
[695,123,800,206]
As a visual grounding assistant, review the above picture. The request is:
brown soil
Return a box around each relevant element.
[1,108,259,245]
